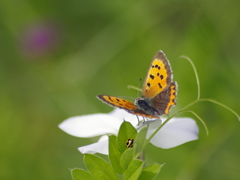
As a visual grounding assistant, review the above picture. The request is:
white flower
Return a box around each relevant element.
[59,109,199,155]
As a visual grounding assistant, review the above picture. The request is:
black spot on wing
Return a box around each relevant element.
[150,74,154,80]
[158,83,162,89]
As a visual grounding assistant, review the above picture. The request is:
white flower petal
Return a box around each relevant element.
[78,139,109,155]
[109,109,139,127]
[58,113,123,138]
[109,108,130,119]
[98,135,108,141]
[148,117,199,149]
[138,118,162,131]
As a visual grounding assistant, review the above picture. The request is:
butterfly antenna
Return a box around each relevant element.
[137,78,142,98]
[118,96,135,100]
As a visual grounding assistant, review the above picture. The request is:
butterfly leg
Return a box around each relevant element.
[146,117,150,123]
[144,117,152,124]
[135,115,140,126]
[142,116,146,124]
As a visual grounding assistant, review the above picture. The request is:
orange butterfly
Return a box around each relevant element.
[97,50,177,119]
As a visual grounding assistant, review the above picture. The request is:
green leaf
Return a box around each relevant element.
[71,168,93,180]
[138,163,163,180]
[123,159,144,180]
[120,148,134,170]
[108,135,123,174]
[133,127,148,158]
[117,121,137,154]
[84,154,119,180]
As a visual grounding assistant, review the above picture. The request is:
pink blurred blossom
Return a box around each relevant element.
[20,21,60,59]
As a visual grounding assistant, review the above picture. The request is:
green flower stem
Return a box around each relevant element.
[145,99,201,148]
[198,99,240,121]
[145,97,240,147]
[180,55,201,100]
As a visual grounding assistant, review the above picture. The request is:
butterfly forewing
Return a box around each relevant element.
[96,95,137,111]
[142,51,172,100]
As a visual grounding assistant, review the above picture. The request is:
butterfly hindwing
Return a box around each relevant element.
[151,82,177,115]
[132,108,159,118]
[142,51,172,100]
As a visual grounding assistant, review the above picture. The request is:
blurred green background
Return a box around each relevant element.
[1,0,240,179]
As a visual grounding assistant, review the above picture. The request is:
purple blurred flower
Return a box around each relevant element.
[20,21,60,59]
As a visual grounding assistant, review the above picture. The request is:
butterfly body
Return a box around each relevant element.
[97,50,177,119]
[134,98,159,117]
